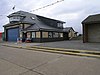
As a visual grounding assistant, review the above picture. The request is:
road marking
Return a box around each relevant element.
[2,45,100,59]
[25,47,100,58]
[29,46,100,55]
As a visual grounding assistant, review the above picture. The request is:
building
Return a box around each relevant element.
[0,32,3,41]
[63,27,78,39]
[3,11,69,42]
[0,32,2,41]
[82,14,100,43]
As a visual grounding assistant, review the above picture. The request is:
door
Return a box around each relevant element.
[88,24,100,42]
[7,28,19,41]
[63,32,69,40]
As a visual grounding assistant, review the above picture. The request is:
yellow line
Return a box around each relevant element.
[3,45,100,58]
[25,47,100,58]
[3,45,100,54]
[31,46,100,54]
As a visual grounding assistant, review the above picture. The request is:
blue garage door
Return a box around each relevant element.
[7,28,19,41]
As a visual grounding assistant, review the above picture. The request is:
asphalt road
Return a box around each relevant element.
[0,44,100,75]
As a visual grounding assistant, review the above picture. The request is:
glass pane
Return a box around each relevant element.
[36,32,40,38]
[48,32,52,38]
[42,32,48,38]
[53,32,58,38]
[32,32,35,38]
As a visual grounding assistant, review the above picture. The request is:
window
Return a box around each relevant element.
[42,32,48,38]
[57,23,63,28]
[27,32,31,38]
[53,32,58,38]
[31,17,35,20]
[48,32,53,38]
[59,33,63,37]
[20,32,23,38]
[36,32,40,38]
[9,16,21,22]
[32,32,36,38]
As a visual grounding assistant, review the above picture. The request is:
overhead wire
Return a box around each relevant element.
[0,0,64,17]
[30,0,64,12]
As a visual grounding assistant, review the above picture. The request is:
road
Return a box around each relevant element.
[0,43,100,75]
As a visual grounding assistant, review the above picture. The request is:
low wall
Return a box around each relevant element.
[31,38,64,43]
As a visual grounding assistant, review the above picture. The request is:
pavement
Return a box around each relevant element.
[0,45,100,75]
[2,40,100,51]
[1,40,100,58]
[39,40,100,51]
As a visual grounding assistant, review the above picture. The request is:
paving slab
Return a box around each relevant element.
[20,70,43,75]
[39,40,100,51]
[1,40,100,51]
[0,58,27,75]
[0,43,100,75]
[34,55,100,75]
[0,46,62,69]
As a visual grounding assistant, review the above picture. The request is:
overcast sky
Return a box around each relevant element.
[0,0,100,33]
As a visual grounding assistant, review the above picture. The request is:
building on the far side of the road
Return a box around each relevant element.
[0,32,2,41]
[63,27,78,39]
[3,11,70,42]
[82,14,100,43]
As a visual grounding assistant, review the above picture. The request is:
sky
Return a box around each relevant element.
[0,0,100,34]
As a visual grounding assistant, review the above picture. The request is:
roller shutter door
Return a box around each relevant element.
[7,28,19,41]
[88,24,100,42]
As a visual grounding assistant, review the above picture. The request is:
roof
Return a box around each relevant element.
[7,11,25,18]
[6,11,40,25]
[3,21,33,27]
[23,23,63,32]
[36,15,65,23]
[63,27,75,32]
[7,11,65,24]
[4,11,65,32]
[82,14,100,24]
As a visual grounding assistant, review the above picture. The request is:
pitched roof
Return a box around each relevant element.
[82,14,100,24]
[7,11,65,24]
[23,23,63,32]
[4,11,65,32]
[36,15,65,23]
[63,27,74,32]
[3,21,33,27]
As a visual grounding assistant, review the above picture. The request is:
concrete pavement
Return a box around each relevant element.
[2,40,100,51]
[2,41,100,58]
[39,40,100,51]
[0,58,27,75]
[0,44,100,75]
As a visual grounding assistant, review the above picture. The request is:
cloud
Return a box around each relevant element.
[0,0,100,33]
